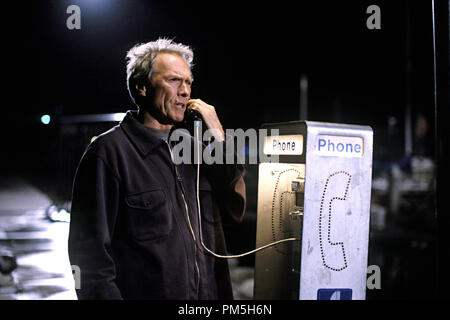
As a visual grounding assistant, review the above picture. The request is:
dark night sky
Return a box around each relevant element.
[2,0,436,172]
[33,0,433,123]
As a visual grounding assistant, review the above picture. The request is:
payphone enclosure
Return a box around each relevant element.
[254,121,373,300]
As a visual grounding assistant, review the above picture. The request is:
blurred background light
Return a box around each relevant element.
[112,113,126,122]
[40,114,51,125]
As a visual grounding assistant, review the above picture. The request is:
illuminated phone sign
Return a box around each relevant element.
[317,135,364,157]
[264,134,304,155]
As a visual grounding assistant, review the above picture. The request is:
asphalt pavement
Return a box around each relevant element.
[0,174,253,300]
[0,174,76,299]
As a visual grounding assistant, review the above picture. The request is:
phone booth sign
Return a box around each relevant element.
[254,121,373,300]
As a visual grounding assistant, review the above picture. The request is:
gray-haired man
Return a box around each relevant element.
[68,38,246,299]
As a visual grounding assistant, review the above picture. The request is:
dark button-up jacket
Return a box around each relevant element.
[68,110,246,300]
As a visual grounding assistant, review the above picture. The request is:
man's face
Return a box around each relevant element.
[144,52,193,124]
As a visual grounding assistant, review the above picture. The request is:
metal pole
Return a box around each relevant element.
[299,74,308,120]
[405,2,413,157]
[431,0,450,300]
[431,0,439,299]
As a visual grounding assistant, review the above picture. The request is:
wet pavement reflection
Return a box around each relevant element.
[0,175,253,300]
[0,176,76,300]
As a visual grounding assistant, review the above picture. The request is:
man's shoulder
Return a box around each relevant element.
[84,124,127,158]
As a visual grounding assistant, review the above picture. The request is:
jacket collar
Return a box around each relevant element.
[120,110,167,157]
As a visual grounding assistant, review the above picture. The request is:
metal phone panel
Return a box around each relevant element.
[254,162,305,299]
[254,120,373,300]
[299,121,373,300]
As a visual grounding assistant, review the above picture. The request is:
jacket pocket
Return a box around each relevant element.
[125,189,172,241]
[199,179,221,224]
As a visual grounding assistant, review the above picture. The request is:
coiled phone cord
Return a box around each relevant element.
[194,121,298,259]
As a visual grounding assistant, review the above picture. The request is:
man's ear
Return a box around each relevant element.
[135,83,147,97]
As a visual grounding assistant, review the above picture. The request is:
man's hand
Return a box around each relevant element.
[187,99,225,142]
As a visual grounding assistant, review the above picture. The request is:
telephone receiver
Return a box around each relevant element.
[175,108,203,137]
[183,108,202,124]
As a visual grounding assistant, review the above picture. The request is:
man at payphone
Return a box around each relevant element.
[68,38,246,300]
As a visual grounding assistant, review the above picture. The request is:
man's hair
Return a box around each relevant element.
[126,38,194,105]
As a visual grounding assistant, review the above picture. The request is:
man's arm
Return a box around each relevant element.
[187,99,246,223]
[68,150,123,300]
[207,152,246,225]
